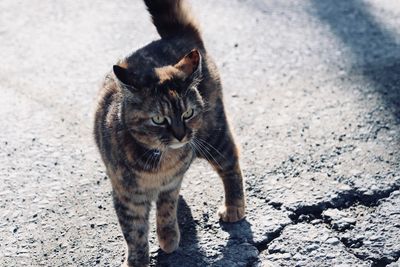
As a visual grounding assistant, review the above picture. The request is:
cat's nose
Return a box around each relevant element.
[171,122,186,141]
[173,130,185,141]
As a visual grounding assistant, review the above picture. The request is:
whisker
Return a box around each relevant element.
[143,151,155,171]
[195,140,222,169]
[150,153,158,170]
[193,138,223,169]
[156,151,164,170]
[190,140,207,162]
[195,137,227,161]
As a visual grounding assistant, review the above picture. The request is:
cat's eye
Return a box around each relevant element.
[151,116,166,125]
[182,108,194,120]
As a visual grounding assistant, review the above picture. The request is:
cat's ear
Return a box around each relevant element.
[174,49,202,78]
[113,65,137,89]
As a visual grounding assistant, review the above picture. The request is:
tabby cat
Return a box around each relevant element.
[94,0,245,266]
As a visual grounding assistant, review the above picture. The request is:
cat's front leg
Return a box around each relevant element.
[215,161,245,223]
[156,182,182,253]
[113,191,151,267]
[197,130,245,222]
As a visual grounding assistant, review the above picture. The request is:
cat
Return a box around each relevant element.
[93,0,245,266]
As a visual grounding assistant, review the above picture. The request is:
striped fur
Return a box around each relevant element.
[94,1,245,266]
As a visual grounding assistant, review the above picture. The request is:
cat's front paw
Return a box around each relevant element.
[157,225,180,253]
[218,205,245,223]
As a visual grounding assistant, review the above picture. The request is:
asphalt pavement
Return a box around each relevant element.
[0,0,399,266]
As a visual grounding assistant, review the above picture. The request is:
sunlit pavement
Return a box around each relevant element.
[0,0,399,266]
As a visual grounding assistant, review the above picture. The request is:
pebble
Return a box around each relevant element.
[325,237,340,245]
[305,244,319,252]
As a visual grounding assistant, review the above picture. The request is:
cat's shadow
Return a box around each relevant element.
[152,196,255,267]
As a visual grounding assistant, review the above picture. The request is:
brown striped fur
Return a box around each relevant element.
[93,1,245,266]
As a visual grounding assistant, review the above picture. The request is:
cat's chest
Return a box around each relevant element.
[135,149,193,191]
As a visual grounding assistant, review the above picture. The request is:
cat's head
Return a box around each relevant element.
[113,49,205,151]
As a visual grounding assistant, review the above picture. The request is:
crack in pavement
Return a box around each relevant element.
[253,224,286,253]
[288,183,400,223]
[248,185,400,266]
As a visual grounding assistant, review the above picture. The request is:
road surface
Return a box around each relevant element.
[0,0,399,266]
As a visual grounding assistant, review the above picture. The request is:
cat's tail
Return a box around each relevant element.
[143,0,203,47]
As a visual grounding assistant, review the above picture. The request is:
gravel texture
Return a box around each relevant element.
[0,0,399,266]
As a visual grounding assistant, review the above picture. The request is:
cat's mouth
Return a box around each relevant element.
[168,142,189,149]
